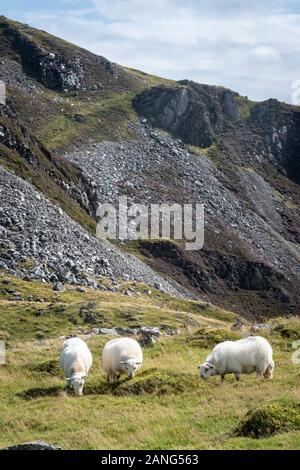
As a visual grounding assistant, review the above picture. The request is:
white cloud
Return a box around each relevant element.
[253,46,281,62]
[10,0,300,102]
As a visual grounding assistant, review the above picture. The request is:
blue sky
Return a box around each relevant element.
[2,0,300,102]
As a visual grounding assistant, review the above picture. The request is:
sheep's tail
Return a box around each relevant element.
[263,359,274,379]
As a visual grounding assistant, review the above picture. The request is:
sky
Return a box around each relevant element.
[1,0,300,103]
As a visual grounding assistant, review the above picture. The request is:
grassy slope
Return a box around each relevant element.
[0,275,300,450]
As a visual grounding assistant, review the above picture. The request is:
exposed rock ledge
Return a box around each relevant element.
[2,440,62,450]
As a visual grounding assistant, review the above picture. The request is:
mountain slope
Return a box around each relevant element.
[0,16,300,318]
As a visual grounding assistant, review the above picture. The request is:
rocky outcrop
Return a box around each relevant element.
[246,99,300,184]
[133,81,239,147]
[0,16,121,93]
[134,82,300,186]
[2,441,61,450]
[134,239,298,319]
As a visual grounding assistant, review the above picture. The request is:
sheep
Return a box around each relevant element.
[60,337,93,396]
[198,335,274,384]
[102,337,143,383]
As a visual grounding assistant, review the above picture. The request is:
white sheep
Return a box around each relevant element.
[60,337,93,395]
[102,337,143,383]
[198,335,274,384]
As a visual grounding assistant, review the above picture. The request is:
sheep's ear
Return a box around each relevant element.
[119,361,126,364]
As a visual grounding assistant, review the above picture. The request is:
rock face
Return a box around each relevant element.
[0,16,121,92]
[134,83,300,185]
[246,99,300,185]
[2,440,61,450]
[133,81,239,147]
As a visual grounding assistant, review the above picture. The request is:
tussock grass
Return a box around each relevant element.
[115,369,197,396]
[182,327,241,349]
[235,400,300,438]
[30,360,61,376]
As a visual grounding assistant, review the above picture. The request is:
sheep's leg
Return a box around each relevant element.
[220,374,225,384]
[235,373,240,381]
[110,372,120,383]
[108,372,116,383]
[263,361,274,379]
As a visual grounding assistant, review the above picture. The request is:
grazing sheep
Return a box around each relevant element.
[60,337,92,396]
[198,336,274,384]
[102,337,143,383]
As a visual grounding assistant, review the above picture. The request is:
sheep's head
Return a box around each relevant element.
[66,374,86,396]
[120,359,142,378]
[198,362,215,379]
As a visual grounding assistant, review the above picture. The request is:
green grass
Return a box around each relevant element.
[0,275,235,341]
[0,275,300,449]
[188,141,219,161]
[121,66,180,88]
[39,91,138,151]
[236,95,257,120]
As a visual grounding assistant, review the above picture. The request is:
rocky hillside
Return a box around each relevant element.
[0,16,300,319]
[66,120,300,319]
[0,166,188,297]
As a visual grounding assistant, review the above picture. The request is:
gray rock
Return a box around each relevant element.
[75,286,86,293]
[251,323,273,332]
[0,167,190,299]
[231,320,245,331]
[53,282,66,292]
[98,328,119,335]
[2,440,62,450]
[138,333,157,347]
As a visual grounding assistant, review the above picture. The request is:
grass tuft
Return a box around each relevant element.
[115,369,197,396]
[182,327,241,349]
[235,400,300,438]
